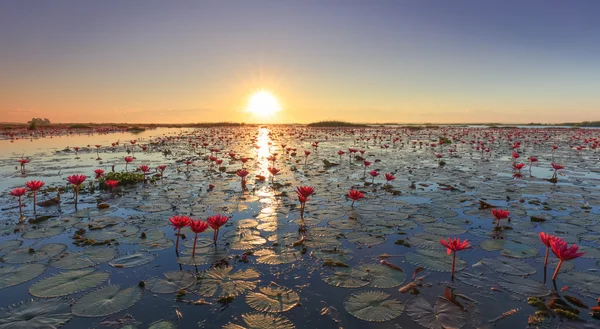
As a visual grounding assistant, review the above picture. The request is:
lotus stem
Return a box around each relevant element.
[552,259,563,281]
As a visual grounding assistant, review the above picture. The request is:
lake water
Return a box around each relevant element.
[0,126,599,329]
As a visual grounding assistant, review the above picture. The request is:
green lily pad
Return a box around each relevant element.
[145,271,196,294]
[0,264,46,289]
[406,296,467,329]
[0,298,72,328]
[109,252,156,268]
[72,285,142,317]
[344,290,404,322]
[1,243,67,264]
[49,247,116,270]
[406,249,466,273]
[29,268,110,297]
[479,257,536,276]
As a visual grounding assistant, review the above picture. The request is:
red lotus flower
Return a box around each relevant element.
[363,160,371,167]
[68,175,86,209]
[295,186,315,198]
[104,180,118,189]
[169,215,192,251]
[125,156,134,163]
[491,209,510,228]
[26,180,45,192]
[139,165,150,173]
[550,238,584,281]
[369,170,379,183]
[385,173,395,183]
[215,159,223,165]
[26,180,44,215]
[241,157,248,163]
[67,175,86,187]
[304,150,311,156]
[10,187,28,217]
[440,237,471,280]
[157,165,167,175]
[528,156,538,163]
[347,189,364,207]
[10,187,27,197]
[207,214,229,244]
[94,169,104,179]
[18,158,29,166]
[551,163,564,171]
[237,169,249,185]
[513,163,525,170]
[512,152,520,160]
[188,219,209,257]
[539,232,557,269]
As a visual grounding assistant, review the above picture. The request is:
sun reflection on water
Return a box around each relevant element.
[255,127,272,178]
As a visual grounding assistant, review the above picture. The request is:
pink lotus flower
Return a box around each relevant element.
[295,186,315,217]
[551,163,564,180]
[491,209,510,228]
[188,219,209,257]
[207,214,229,244]
[157,165,167,177]
[237,169,249,186]
[10,187,28,217]
[104,179,118,190]
[26,180,45,215]
[67,175,86,210]
[94,169,104,179]
[124,156,133,171]
[368,170,379,183]
[347,189,364,207]
[385,173,395,184]
[440,237,471,280]
[539,232,556,268]
[169,215,191,251]
[550,238,584,281]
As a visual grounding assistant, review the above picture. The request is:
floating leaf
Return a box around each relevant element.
[72,285,142,317]
[480,257,536,276]
[50,247,116,270]
[344,290,404,322]
[499,276,551,297]
[406,249,466,273]
[148,320,176,329]
[145,271,196,294]
[177,247,228,265]
[29,268,110,297]
[356,264,406,288]
[246,285,299,313]
[1,243,66,264]
[21,226,65,239]
[194,266,259,297]
[322,268,370,288]
[222,313,295,329]
[0,298,72,328]
[255,248,301,265]
[559,272,600,294]
[0,264,46,289]
[109,252,156,268]
[0,240,23,256]
[406,296,467,329]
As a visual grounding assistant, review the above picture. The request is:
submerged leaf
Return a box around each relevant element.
[0,298,72,329]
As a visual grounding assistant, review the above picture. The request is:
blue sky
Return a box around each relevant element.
[1,0,599,123]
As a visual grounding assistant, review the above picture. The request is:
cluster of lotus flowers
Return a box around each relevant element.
[441,210,584,283]
[9,174,88,218]
[168,214,230,256]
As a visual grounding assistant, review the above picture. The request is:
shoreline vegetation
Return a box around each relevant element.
[1,120,599,130]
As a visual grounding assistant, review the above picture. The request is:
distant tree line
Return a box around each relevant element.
[27,118,51,130]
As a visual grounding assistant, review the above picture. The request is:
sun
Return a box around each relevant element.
[245,90,281,116]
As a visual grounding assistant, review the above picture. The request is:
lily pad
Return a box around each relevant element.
[406,249,466,273]
[0,264,46,289]
[1,243,67,264]
[194,266,260,297]
[222,313,295,329]
[109,252,156,268]
[343,290,404,322]
[145,271,196,294]
[246,285,299,313]
[72,285,142,317]
[29,268,110,297]
[406,296,467,329]
[499,276,551,297]
[50,247,116,270]
[322,268,370,288]
[356,264,406,288]
[479,257,536,276]
[0,298,72,329]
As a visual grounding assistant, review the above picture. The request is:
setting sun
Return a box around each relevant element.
[245,90,281,116]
